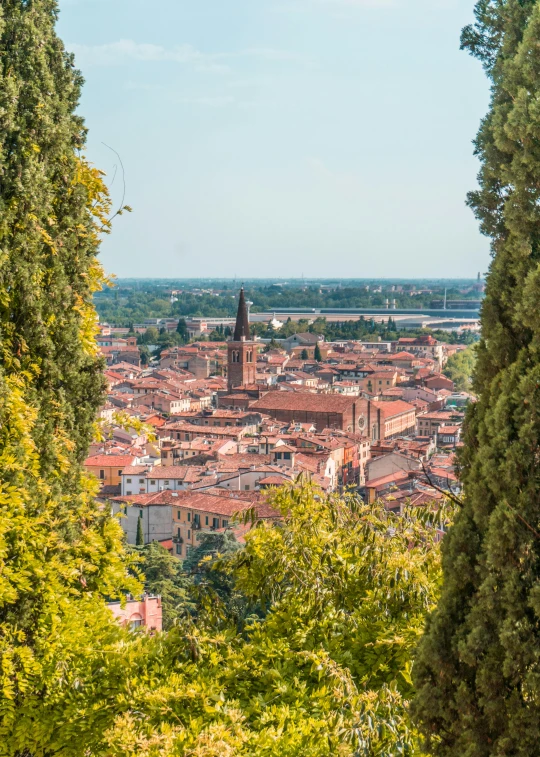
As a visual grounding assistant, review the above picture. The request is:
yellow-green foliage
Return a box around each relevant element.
[96,486,445,757]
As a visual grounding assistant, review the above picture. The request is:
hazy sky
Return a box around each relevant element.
[58,0,491,279]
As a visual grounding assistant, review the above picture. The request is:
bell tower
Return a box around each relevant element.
[227,288,257,392]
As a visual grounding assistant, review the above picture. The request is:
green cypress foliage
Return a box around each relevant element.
[0,0,110,469]
[0,1,136,746]
[413,2,540,754]
[136,514,144,547]
[314,342,322,362]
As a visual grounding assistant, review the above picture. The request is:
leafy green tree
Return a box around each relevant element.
[443,345,477,391]
[265,338,280,352]
[100,486,446,756]
[413,3,540,755]
[301,348,309,360]
[135,542,194,629]
[138,344,151,366]
[139,326,159,345]
[314,342,322,362]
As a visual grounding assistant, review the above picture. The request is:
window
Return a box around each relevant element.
[187,530,191,539]
[126,478,132,483]
[176,544,182,555]
[177,511,181,520]
[212,518,219,529]
[150,480,156,485]
[205,516,209,525]
[139,479,144,484]
[164,480,169,486]
[118,470,122,477]
[188,512,191,521]
[222,519,228,528]
[126,491,132,495]
[284,452,291,460]
[177,528,181,537]
[245,485,250,491]
[130,618,143,629]
[99,470,105,479]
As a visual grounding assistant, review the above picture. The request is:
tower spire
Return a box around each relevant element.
[233,287,251,341]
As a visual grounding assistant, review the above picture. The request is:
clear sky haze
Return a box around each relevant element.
[58,0,491,279]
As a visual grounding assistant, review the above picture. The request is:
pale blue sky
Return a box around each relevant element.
[58,0,490,279]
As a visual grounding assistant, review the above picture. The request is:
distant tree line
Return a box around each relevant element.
[94,284,482,326]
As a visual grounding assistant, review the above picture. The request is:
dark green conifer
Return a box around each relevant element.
[0,0,108,472]
[413,2,540,754]
[176,317,188,343]
[136,515,144,547]
[0,3,135,745]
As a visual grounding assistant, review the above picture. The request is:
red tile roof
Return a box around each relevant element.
[370,400,416,419]
[85,454,136,468]
[114,490,280,519]
[366,470,410,489]
[251,392,360,413]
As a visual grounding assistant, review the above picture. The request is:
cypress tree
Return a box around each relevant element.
[0,0,112,470]
[176,317,188,343]
[0,1,135,747]
[413,2,540,754]
[136,514,144,547]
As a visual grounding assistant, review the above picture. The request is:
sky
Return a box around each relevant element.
[58,0,491,279]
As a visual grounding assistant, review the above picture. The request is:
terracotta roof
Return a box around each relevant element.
[388,351,417,360]
[259,475,290,486]
[85,454,136,468]
[251,392,360,413]
[366,470,410,489]
[273,444,296,453]
[176,491,279,518]
[370,400,416,418]
[428,468,458,481]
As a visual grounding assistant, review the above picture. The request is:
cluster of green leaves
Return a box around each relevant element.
[98,485,446,757]
[133,532,251,631]
[413,1,540,754]
[442,345,477,391]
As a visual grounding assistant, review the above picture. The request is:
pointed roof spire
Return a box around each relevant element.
[233,287,251,341]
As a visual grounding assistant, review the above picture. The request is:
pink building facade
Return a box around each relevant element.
[108,594,162,632]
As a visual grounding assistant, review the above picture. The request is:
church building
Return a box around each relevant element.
[227,288,257,392]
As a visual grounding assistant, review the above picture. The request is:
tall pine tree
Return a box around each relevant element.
[413,2,540,754]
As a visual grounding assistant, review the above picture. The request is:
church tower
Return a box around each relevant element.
[227,288,257,392]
